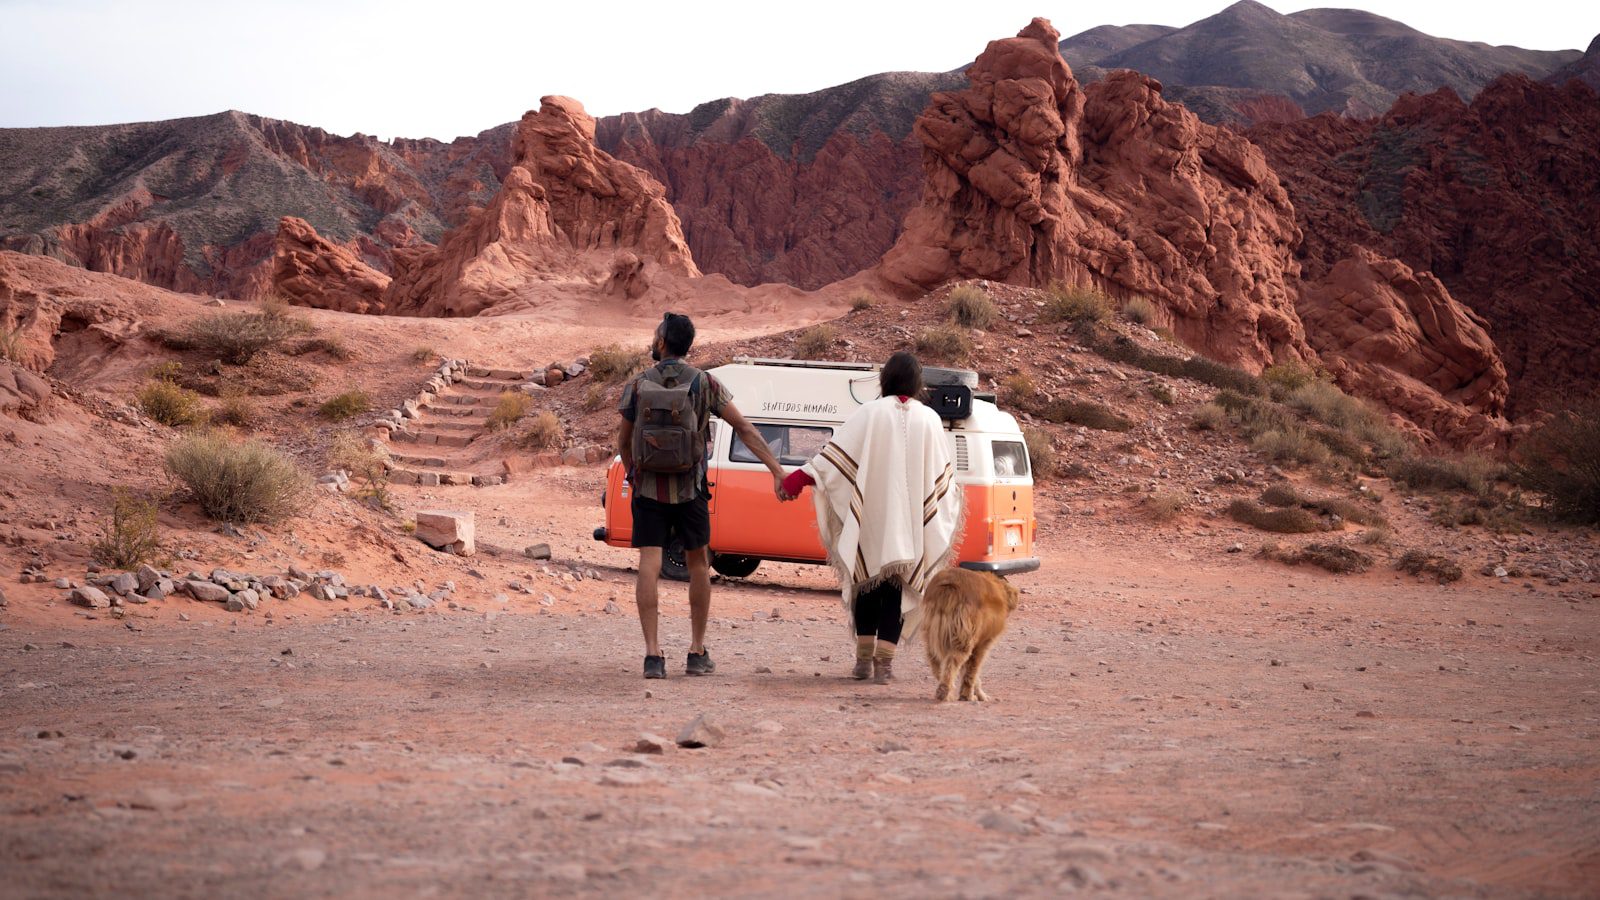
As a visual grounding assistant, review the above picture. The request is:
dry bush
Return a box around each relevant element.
[1121,295,1158,325]
[1039,398,1133,432]
[1040,283,1112,324]
[583,383,610,412]
[1260,483,1305,507]
[946,284,997,329]
[1148,382,1175,405]
[1023,426,1056,480]
[1430,496,1525,533]
[165,431,307,524]
[1089,334,1265,396]
[329,430,391,510]
[487,391,533,431]
[849,292,877,311]
[1358,526,1391,545]
[1396,550,1464,583]
[1189,402,1227,431]
[1251,428,1330,465]
[914,325,972,363]
[91,489,162,569]
[518,411,564,450]
[411,346,436,364]
[171,302,311,365]
[1001,372,1038,408]
[1144,491,1188,522]
[794,325,836,360]
[1262,362,1318,397]
[1514,403,1600,524]
[1387,452,1498,497]
[318,390,370,421]
[293,335,352,361]
[1258,483,1384,526]
[590,344,649,383]
[210,389,257,428]
[0,326,24,363]
[1226,500,1327,533]
[137,380,207,427]
[1262,541,1373,574]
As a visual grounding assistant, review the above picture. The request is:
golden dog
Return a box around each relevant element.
[914,568,1019,702]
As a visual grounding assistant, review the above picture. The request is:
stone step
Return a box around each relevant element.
[440,394,483,406]
[391,468,508,487]
[468,366,532,381]
[388,453,449,468]
[391,431,477,448]
[407,419,484,432]
[457,378,525,392]
[423,405,492,419]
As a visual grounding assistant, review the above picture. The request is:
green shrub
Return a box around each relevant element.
[486,391,533,431]
[518,411,564,450]
[1039,398,1133,432]
[849,292,877,311]
[137,380,207,427]
[1189,402,1227,431]
[211,390,258,428]
[171,302,311,365]
[1226,500,1327,533]
[589,345,649,383]
[1396,550,1463,583]
[165,431,307,524]
[91,489,161,569]
[1514,403,1600,524]
[318,390,370,421]
[1023,427,1055,480]
[914,325,972,363]
[794,325,836,360]
[1121,296,1158,325]
[947,284,997,329]
[1040,284,1112,324]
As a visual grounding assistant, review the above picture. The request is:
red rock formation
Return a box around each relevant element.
[1299,250,1508,447]
[384,97,698,316]
[879,18,1307,369]
[271,217,392,314]
[1251,75,1600,417]
[0,362,51,421]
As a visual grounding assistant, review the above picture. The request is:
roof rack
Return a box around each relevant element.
[731,356,879,372]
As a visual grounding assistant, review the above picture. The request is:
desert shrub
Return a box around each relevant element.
[1262,362,1318,397]
[914,325,971,363]
[518,411,563,450]
[946,284,997,329]
[329,430,391,510]
[172,302,311,365]
[318,390,370,421]
[1430,496,1525,533]
[411,346,436,364]
[1263,541,1373,574]
[90,489,161,569]
[1040,284,1112,325]
[1023,427,1055,480]
[1001,372,1038,408]
[1145,491,1188,522]
[1252,428,1330,465]
[1189,402,1227,431]
[794,324,836,360]
[1149,383,1175,405]
[1088,334,1266,396]
[1258,483,1385,526]
[583,383,610,412]
[589,344,649,383]
[0,326,24,363]
[137,380,207,427]
[1396,550,1463,583]
[1387,452,1498,497]
[1039,398,1133,432]
[210,389,257,428]
[487,391,533,431]
[849,292,877,311]
[164,431,307,524]
[1226,500,1326,533]
[1514,404,1600,524]
[1260,483,1305,507]
[148,360,184,382]
[1358,526,1391,545]
[1121,295,1158,325]
[293,335,351,360]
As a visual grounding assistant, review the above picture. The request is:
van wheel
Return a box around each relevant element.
[660,538,690,582]
[711,554,761,578]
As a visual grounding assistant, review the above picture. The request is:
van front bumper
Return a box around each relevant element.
[958,557,1040,575]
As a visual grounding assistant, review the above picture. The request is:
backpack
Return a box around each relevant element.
[632,365,704,474]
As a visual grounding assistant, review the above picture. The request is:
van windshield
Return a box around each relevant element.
[731,423,834,466]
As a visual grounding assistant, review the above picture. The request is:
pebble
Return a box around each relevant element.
[676,713,725,749]
[979,811,1033,835]
[634,734,672,754]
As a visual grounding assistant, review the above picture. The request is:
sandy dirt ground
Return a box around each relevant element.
[2,468,1597,899]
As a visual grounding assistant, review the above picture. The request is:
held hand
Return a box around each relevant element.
[773,472,791,502]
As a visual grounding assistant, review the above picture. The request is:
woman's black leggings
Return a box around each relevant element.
[853,580,903,644]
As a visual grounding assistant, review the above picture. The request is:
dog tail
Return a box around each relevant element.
[910,571,978,657]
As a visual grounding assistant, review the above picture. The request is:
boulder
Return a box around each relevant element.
[269,216,392,313]
[68,586,110,609]
[415,510,476,556]
[185,580,230,603]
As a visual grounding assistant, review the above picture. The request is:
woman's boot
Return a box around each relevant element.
[852,635,874,680]
[873,640,896,684]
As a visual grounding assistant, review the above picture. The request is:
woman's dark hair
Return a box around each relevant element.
[660,312,695,357]
[879,351,924,398]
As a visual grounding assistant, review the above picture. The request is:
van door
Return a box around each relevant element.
[709,421,832,561]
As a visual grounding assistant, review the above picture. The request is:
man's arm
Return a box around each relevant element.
[719,401,788,499]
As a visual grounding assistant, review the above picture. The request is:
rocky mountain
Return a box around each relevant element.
[1547,33,1600,91]
[1249,74,1600,419]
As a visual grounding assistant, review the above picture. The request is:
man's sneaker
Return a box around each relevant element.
[644,655,666,679]
[686,649,716,676]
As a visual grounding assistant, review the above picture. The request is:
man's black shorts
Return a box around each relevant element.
[631,493,711,550]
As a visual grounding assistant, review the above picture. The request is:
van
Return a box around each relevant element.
[593,358,1040,581]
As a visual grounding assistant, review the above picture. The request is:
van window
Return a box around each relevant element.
[731,424,834,466]
[992,440,1030,478]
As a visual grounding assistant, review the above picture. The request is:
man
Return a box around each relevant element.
[618,313,786,679]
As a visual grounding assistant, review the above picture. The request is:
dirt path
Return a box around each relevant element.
[2,475,1597,898]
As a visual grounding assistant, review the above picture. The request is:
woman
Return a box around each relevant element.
[779,352,963,683]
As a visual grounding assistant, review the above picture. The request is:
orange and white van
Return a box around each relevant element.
[594,358,1040,580]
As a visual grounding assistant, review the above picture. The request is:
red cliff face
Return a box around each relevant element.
[1251,75,1600,417]
[271,217,392,314]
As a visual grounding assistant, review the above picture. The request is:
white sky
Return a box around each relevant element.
[0,0,1591,141]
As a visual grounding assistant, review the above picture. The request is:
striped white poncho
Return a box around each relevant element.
[801,395,963,616]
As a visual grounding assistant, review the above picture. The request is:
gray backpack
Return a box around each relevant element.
[632,365,703,474]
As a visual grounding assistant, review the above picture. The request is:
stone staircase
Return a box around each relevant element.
[381,364,531,487]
